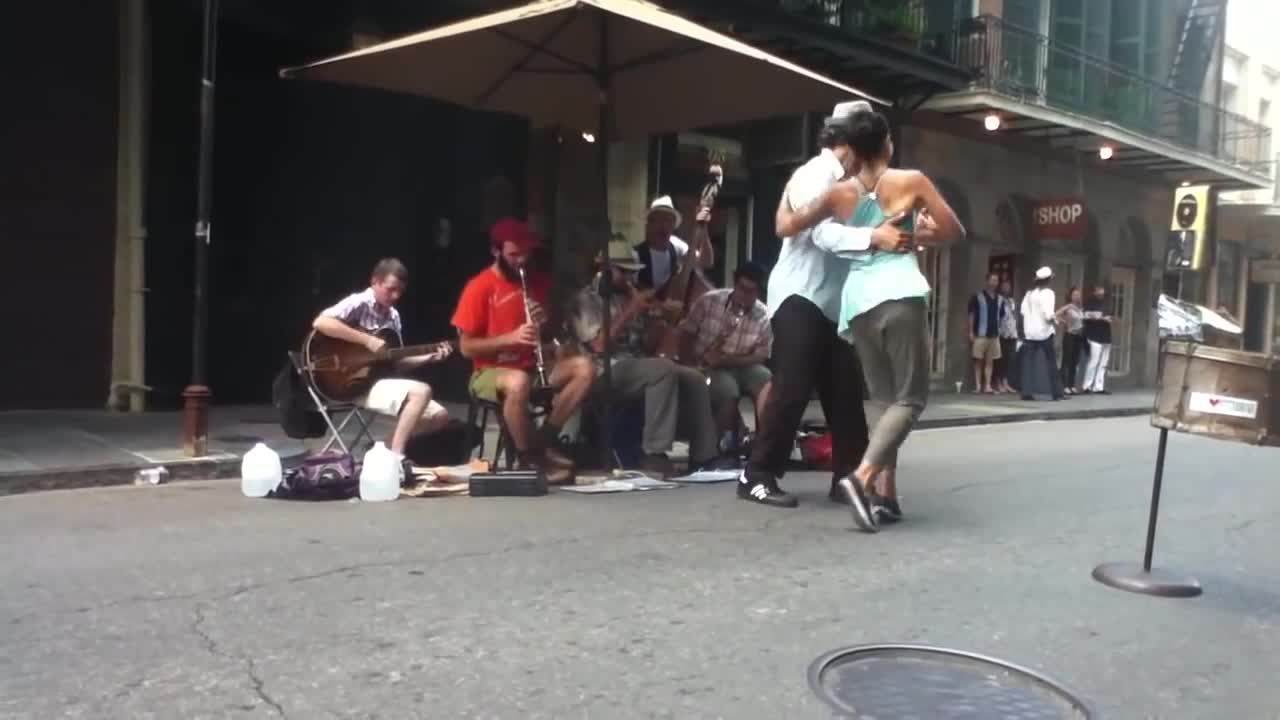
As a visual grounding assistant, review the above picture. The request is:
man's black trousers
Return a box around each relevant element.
[749,295,870,478]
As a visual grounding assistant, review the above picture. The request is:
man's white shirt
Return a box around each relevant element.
[645,235,688,289]
[767,149,872,322]
[1021,287,1057,341]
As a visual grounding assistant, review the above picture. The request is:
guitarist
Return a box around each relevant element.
[451,218,594,483]
[312,258,453,460]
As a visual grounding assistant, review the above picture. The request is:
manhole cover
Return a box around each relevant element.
[808,645,1094,719]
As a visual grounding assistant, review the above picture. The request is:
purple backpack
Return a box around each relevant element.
[273,451,360,500]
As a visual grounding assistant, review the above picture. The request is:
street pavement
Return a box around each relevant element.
[2,415,1277,719]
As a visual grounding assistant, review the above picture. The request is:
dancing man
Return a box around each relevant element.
[736,100,913,508]
[777,109,965,531]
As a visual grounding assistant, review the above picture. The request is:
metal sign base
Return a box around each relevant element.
[1092,562,1202,598]
[1091,428,1203,599]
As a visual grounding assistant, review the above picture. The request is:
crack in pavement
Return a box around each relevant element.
[191,602,287,718]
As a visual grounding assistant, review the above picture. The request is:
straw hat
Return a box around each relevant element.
[603,235,644,271]
[646,195,682,227]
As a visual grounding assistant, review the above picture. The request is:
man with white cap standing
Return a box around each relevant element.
[737,100,913,508]
[635,196,714,291]
[1017,266,1065,401]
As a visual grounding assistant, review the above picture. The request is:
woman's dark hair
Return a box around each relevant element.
[848,111,891,161]
[816,118,852,149]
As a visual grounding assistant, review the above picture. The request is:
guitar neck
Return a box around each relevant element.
[383,341,451,361]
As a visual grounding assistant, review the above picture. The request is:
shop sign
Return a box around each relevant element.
[1029,198,1088,242]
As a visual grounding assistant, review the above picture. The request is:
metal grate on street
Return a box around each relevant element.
[808,645,1094,719]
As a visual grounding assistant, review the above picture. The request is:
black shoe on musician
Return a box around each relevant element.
[836,476,879,533]
[737,469,797,508]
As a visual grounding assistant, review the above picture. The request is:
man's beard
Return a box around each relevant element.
[496,256,522,282]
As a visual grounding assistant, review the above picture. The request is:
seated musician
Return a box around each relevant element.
[569,238,722,478]
[635,195,714,291]
[312,258,452,461]
[678,261,773,448]
[452,218,594,482]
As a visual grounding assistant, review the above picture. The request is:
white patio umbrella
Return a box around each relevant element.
[282,0,886,468]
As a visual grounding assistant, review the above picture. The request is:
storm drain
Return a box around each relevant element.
[808,645,1094,719]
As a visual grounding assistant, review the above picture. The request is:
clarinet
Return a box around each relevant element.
[518,266,548,386]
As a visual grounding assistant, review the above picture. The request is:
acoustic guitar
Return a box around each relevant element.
[302,328,455,403]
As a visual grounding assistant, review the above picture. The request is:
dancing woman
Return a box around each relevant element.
[777,110,965,532]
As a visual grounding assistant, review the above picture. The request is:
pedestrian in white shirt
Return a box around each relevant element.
[736,100,912,509]
[1018,266,1065,401]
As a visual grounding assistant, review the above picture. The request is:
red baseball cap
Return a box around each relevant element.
[490,218,542,252]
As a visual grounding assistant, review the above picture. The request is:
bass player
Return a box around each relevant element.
[635,195,714,291]
[452,218,594,483]
[312,258,453,461]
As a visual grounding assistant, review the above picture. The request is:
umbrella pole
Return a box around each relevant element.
[596,14,615,472]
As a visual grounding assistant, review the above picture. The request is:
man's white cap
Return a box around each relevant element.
[1035,266,1054,280]
[831,100,873,119]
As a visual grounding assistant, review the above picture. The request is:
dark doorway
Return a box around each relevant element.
[144,3,527,408]
[1245,282,1268,352]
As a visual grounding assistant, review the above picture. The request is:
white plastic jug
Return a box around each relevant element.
[240,443,282,498]
[359,442,402,502]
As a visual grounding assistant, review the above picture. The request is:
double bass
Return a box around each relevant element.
[651,156,724,358]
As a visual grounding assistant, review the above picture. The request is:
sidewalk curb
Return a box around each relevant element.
[0,447,309,497]
[915,405,1150,430]
[1,406,1149,497]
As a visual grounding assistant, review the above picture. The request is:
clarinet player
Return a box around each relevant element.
[452,218,594,483]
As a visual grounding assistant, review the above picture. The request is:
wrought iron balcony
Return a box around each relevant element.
[770,0,949,58]
[950,14,1270,174]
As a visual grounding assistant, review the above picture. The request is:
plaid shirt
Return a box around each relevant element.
[321,288,403,341]
[679,288,772,359]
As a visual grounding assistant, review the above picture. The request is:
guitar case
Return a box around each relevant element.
[272,362,327,439]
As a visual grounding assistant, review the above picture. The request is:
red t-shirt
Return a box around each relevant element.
[452,266,551,370]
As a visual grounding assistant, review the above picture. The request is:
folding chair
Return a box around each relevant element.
[466,386,555,470]
[288,351,376,455]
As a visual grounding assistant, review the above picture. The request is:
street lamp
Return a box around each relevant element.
[984,113,1001,131]
[183,0,218,457]
[1099,145,1114,160]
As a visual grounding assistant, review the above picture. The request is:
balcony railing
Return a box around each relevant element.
[952,15,1271,173]
[769,0,952,59]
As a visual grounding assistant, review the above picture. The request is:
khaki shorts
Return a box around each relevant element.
[707,364,772,411]
[469,367,532,403]
[972,336,1002,361]
[361,378,448,421]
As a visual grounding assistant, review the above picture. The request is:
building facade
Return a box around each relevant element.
[6,0,1272,410]
[1216,0,1280,354]
[586,0,1271,389]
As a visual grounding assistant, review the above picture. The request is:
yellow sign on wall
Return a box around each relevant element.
[1166,184,1215,271]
